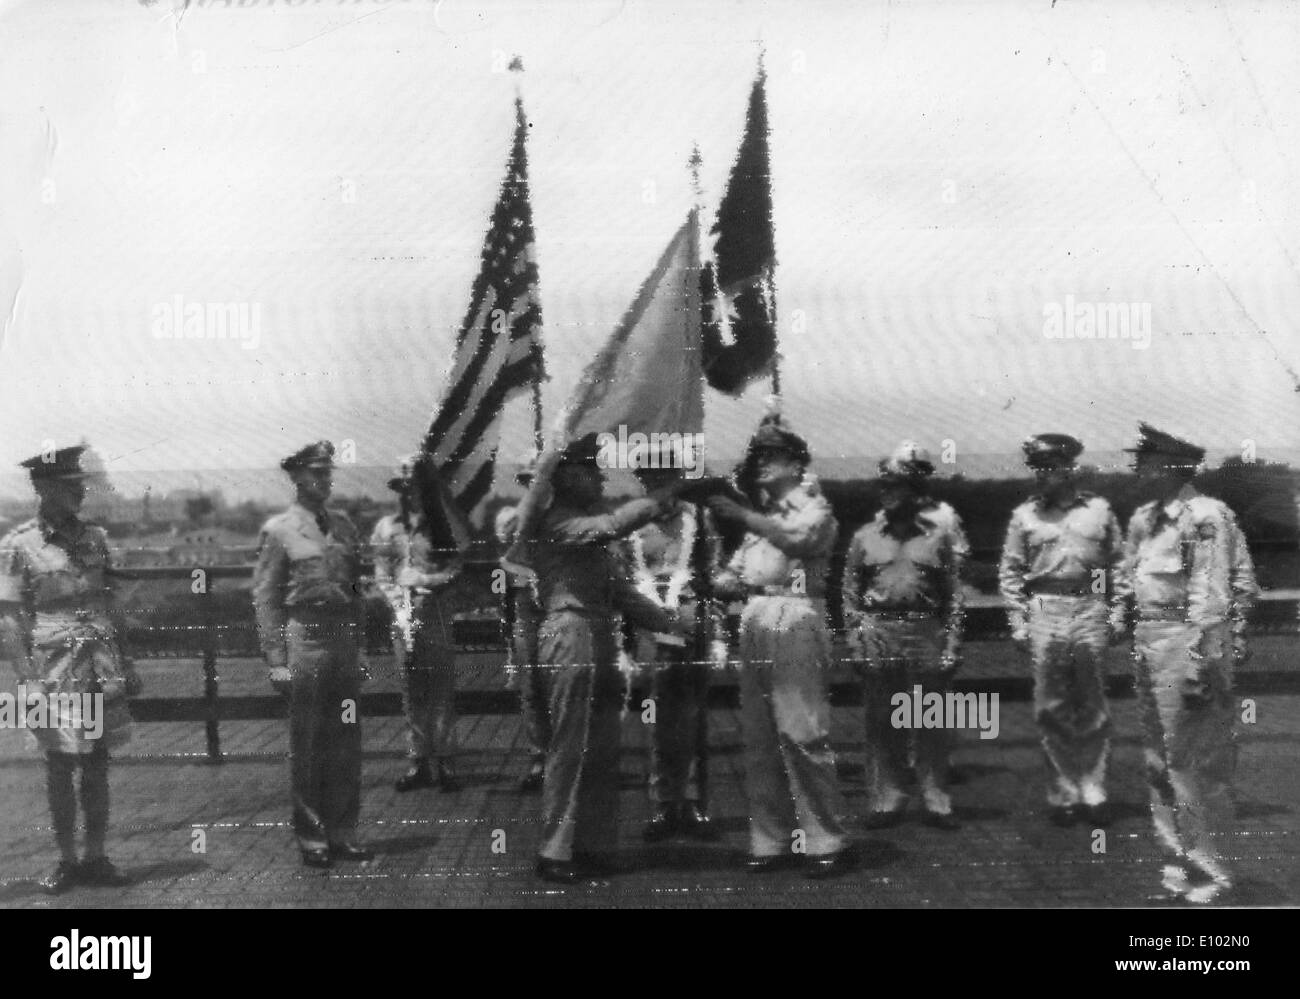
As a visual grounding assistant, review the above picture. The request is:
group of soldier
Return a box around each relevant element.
[0,413,1259,905]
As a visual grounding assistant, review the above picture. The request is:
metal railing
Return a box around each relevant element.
[109,561,1299,764]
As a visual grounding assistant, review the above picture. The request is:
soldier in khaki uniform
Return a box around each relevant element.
[253,441,372,869]
[371,455,470,793]
[624,442,723,843]
[707,416,851,878]
[842,442,968,830]
[494,457,547,792]
[999,434,1124,826]
[530,433,687,884]
[1116,424,1258,904]
[0,445,136,894]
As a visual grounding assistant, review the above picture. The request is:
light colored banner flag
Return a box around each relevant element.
[506,209,704,562]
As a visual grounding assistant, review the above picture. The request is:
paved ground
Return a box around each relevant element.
[1,639,1296,908]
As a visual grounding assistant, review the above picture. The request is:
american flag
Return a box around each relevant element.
[422,94,545,525]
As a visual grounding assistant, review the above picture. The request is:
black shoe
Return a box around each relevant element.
[519,762,545,793]
[805,848,855,880]
[39,861,79,895]
[865,808,906,830]
[573,852,621,877]
[300,848,333,869]
[78,856,130,887]
[1083,802,1112,828]
[535,857,579,884]
[678,802,720,842]
[643,806,679,843]
[330,843,373,863]
[437,763,462,793]
[921,811,961,831]
[395,762,436,793]
[1049,805,1080,828]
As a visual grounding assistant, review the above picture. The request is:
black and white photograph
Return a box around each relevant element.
[0,0,1296,931]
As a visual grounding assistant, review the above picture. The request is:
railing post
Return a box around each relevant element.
[200,569,223,764]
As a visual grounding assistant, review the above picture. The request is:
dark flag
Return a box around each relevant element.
[701,62,779,395]
[422,92,545,527]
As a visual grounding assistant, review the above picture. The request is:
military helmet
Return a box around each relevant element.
[1022,433,1083,469]
[879,441,935,482]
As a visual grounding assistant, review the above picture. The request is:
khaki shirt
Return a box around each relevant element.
[998,492,1122,631]
[1116,488,1258,628]
[0,518,117,677]
[369,513,462,612]
[252,503,363,667]
[622,502,719,608]
[842,500,968,627]
[532,497,673,632]
[725,481,837,597]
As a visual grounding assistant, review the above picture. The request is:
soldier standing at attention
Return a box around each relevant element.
[253,441,372,869]
[707,415,851,878]
[1116,424,1257,904]
[625,441,722,844]
[999,434,1124,827]
[494,456,547,793]
[371,455,470,794]
[0,445,136,894]
[530,432,687,884]
[842,442,968,831]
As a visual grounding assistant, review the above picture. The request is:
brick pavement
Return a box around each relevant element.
[1,641,1297,908]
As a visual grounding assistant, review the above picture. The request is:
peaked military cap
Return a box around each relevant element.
[879,441,935,481]
[1022,433,1084,468]
[745,414,811,467]
[1123,422,1205,464]
[20,445,90,481]
[387,454,420,492]
[558,432,603,467]
[281,440,335,473]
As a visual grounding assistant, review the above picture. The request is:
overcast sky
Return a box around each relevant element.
[2,0,1299,500]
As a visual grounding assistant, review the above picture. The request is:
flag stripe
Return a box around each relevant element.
[422,96,544,526]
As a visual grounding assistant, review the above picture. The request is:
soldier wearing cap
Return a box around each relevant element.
[370,455,469,793]
[0,445,137,894]
[529,432,688,883]
[841,442,969,830]
[494,453,548,792]
[707,416,851,877]
[1115,424,1258,904]
[999,433,1124,826]
[253,441,372,868]
[623,437,723,844]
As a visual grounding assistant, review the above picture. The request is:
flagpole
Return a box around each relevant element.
[687,143,712,811]
[757,48,782,403]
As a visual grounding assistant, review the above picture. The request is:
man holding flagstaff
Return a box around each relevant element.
[494,454,548,793]
[530,432,690,884]
[371,455,469,794]
[706,414,851,878]
[624,439,723,843]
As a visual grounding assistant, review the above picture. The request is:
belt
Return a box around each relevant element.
[288,606,358,624]
[863,609,938,621]
[1135,606,1189,623]
[744,585,817,599]
[1026,581,1097,597]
